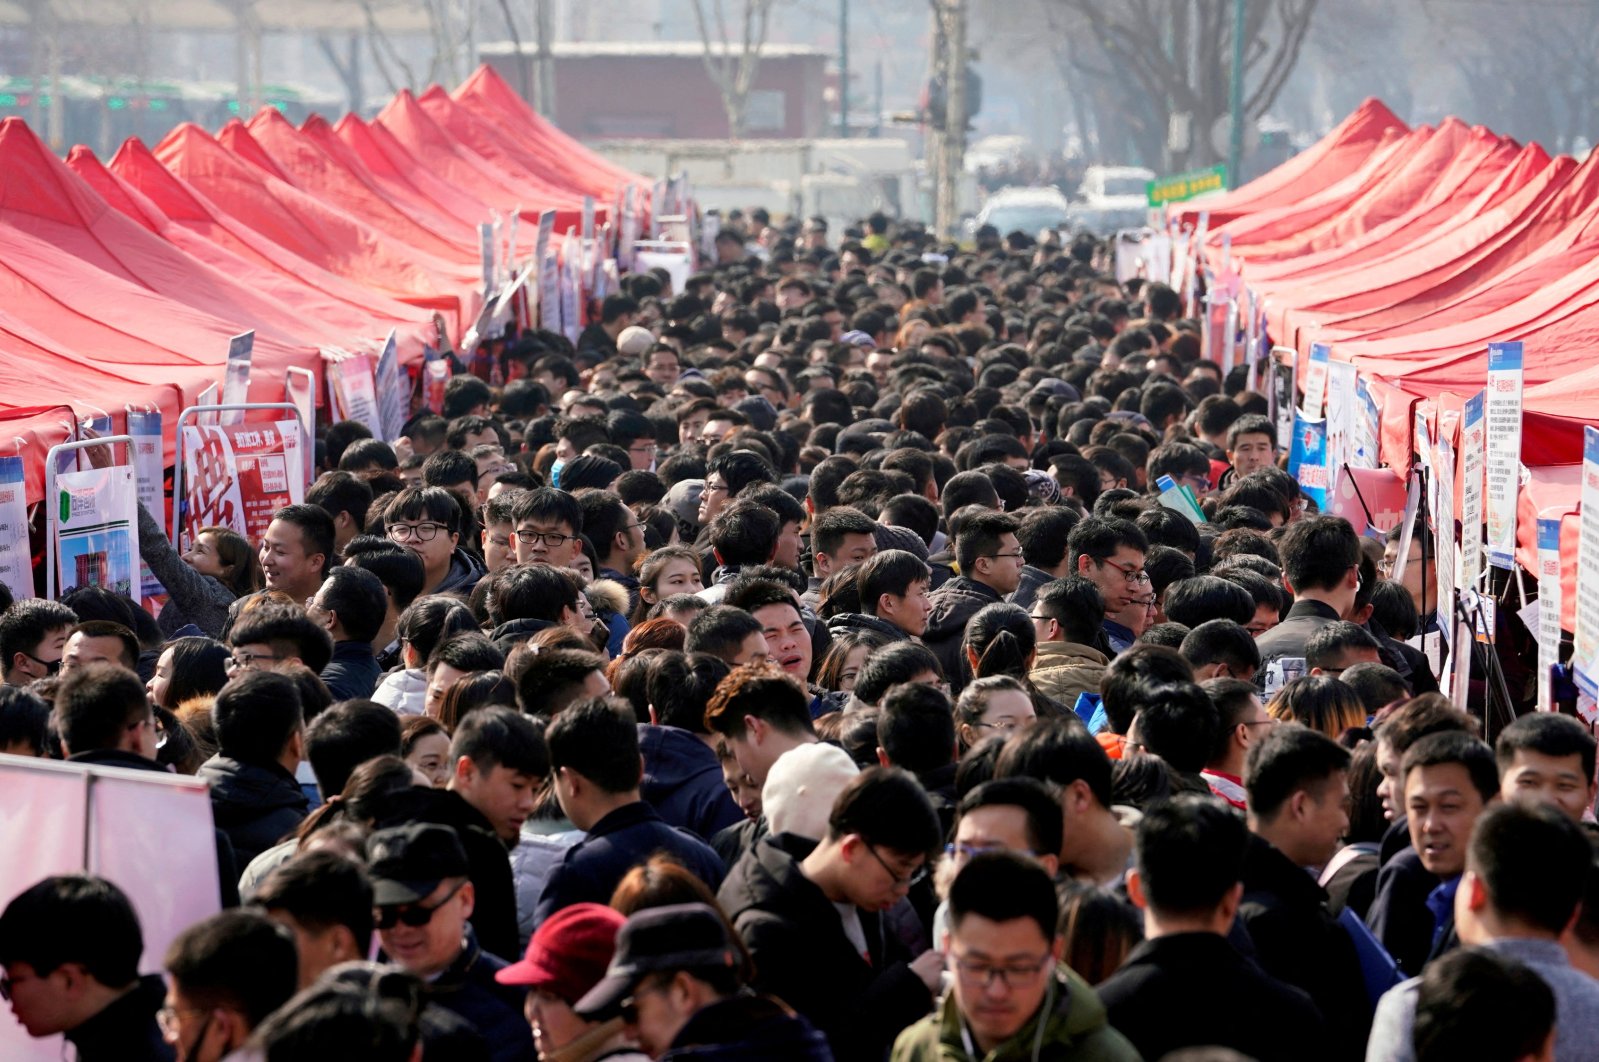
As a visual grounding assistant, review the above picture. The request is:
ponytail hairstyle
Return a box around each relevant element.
[963,603,1037,681]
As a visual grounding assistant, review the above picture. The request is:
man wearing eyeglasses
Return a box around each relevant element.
[1067,516,1151,656]
[366,822,534,1062]
[384,486,484,597]
[923,511,1024,693]
[510,487,586,570]
[891,852,1139,1062]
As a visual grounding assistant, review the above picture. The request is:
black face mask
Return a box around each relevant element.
[179,1012,213,1062]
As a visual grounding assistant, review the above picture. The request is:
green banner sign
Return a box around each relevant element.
[1147,164,1228,206]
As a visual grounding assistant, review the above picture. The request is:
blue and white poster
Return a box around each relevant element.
[1288,413,1329,511]
[1485,342,1524,569]
[1573,427,1599,698]
[0,457,32,603]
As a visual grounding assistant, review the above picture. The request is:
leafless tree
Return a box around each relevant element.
[688,0,778,140]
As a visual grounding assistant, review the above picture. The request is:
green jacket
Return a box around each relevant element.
[890,966,1141,1062]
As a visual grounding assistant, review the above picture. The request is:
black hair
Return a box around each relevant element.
[709,500,780,566]
[67,619,139,670]
[271,504,337,578]
[214,670,304,765]
[853,641,943,707]
[510,486,585,537]
[1414,948,1554,1062]
[1470,801,1593,935]
[308,471,374,531]
[54,661,149,753]
[646,652,731,733]
[940,470,1000,516]
[877,682,957,775]
[0,875,142,988]
[946,851,1059,941]
[708,449,778,498]
[488,564,581,625]
[250,982,418,1061]
[995,716,1113,808]
[1016,506,1080,570]
[1099,644,1193,735]
[954,510,1020,573]
[323,421,372,468]
[305,699,403,798]
[858,550,931,615]
[343,542,426,613]
[1244,722,1352,820]
[880,493,940,547]
[1213,564,1283,616]
[1066,515,1148,571]
[1369,578,1420,641]
[1135,793,1247,915]
[1496,711,1598,784]
[684,605,765,663]
[513,647,607,717]
[317,566,388,644]
[1401,731,1500,803]
[1162,576,1254,629]
[721,577,802,620]
[395,597,479,665]
[1033,575,1106,646]
[0,685,49,755]
[164,909,298,1025]
[811,505,877,559]
[1304,620,1382,670]
[1133,682,1219,773]
[0,599,77,673]
[1202,677,1265,760]
[964,603,1035,681]
[1278,515,1360,593]
[449,705,549,778]
[956,777,1064,859]
[252,849,375,955]
[546,697,642,793]
[828,765,942,857]
[230,605,335,673]
[384,485,464,534]
[1339,662,1409,717]
[1179,620,1260,676]
[427,632,504,675]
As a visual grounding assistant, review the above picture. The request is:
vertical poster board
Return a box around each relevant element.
[1573,427,1599,698]
[0,457,33,603]
[127,410,168,612]
[179,422,304,550]
[219,331,255,425]
[1303,342,1331,419]
[1537,517,1563,711]
[1485,342,1524,569]
[373,330,406,444]
[53,463,140,599]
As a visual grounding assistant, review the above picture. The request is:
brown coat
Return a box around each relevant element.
[1029,640,1109,707]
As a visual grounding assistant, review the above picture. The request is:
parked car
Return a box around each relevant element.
[971,186,1071,239]
[1067,165,1155,235]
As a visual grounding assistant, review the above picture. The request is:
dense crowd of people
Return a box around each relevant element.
[0,208,1584,1062]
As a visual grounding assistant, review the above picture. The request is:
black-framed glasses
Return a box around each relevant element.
[226,651,281,672]
[949,950,1053,989]
[865,844,928,889]
[387,522,450,543]
[986,551,1025,561]
[375,879,466,929]
[1027,612,1055,623]
[514,528,574,547]
[1100,560,1151,585]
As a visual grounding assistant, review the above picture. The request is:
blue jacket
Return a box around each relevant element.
[320,639,382,701]
[639,724,745,840]
[534,800,725,925]
[423,927,535,1062]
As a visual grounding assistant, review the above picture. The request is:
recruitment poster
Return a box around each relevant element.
[1537,517,1563,711]
[1433,428,1459,695]
[53,463,140,599]
[127,410,168,611]
[561,230,583,349]
[1288,413,1329,511]
[328,354,380,439]
[1270,348,1297,451]
[1325,360,1359,499]
[179,421,303,549]
[373,330,406,444]
[0,457,32,604]
[1303,343,1331,419]
[1459,391,1486,592]
[1485,341,1524,569]
[1573,427,1599,698]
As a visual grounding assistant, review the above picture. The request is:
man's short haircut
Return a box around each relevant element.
[426,632,505,676]
[708,450,778,498]
[1135,793,1248,915]
[0,875,143,989]
[946,851,1058,941]
[1244,722,1351,821]
[858,550,931,613]
[272,504,337,577]
[1135,506,1200,558]
[305,700,403,798]
[489,564,581,625]
[1203,677,1264,761]
[1162,576,1254,629]
[0,599,78,670]
[880,493,940,547]
[1213,564,1283,615]
[513,646,607,717]
[1414,947,1554,1062]
[1470,801,1592,935]
[954,509,1021,572]
[252,850,375,955]
[165,909,298,1026]
[384,485,463,534]
[646,652,731,733]
[1496,712,1598,782]
[317,566,388,644]
[828,765,943,857]
[1303,621,1381,670]
[709,500,781,566]
[1179,620,1260,675]
[741,483,807,528]
[337,438,399,473]
[1135,682,1219,774]
[0,685,49,755]
[811,505,877,559]
[546,697,642,793]
[722,577,802,620]
[878,682,957,775]
[54,661,149,753]
[1278,515,1360,593]
[1374,693,1475,757]
[1338,662,1409,717]
[940,471,1000,517]
[684,605,766,662]
[229,605,335,673]
[342,539,426,613]
[853,641,943,707]
[443,374,493,418]
[448,705,549,779]
[64,619,138,670]
[703,660,814,740]
[994,716,1113,808]
[308,472,374,529]
[511,486,584,535]
[1033,576,1105,646]
[956,777,1064,859]
[1067,515,1149,570]
[1401,731,1499,802]
[1099,644,1193,736]
[1227,413,1276,450]
[214,670,304,765]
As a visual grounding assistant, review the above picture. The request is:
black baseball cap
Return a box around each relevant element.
[365,823,469,906]
[573,903,740,1020]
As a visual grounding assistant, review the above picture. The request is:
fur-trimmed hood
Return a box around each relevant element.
[585,577,631,617]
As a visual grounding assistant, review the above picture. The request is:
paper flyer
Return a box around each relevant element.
[1537,517,1563,710]
[127,410,168,610]
[1459,391,1486,591]
[1485,342,1524,569]
[219,331,255,424]
[1573,427,1599,698]
[0,457,33,603]
[329,355,380,438]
